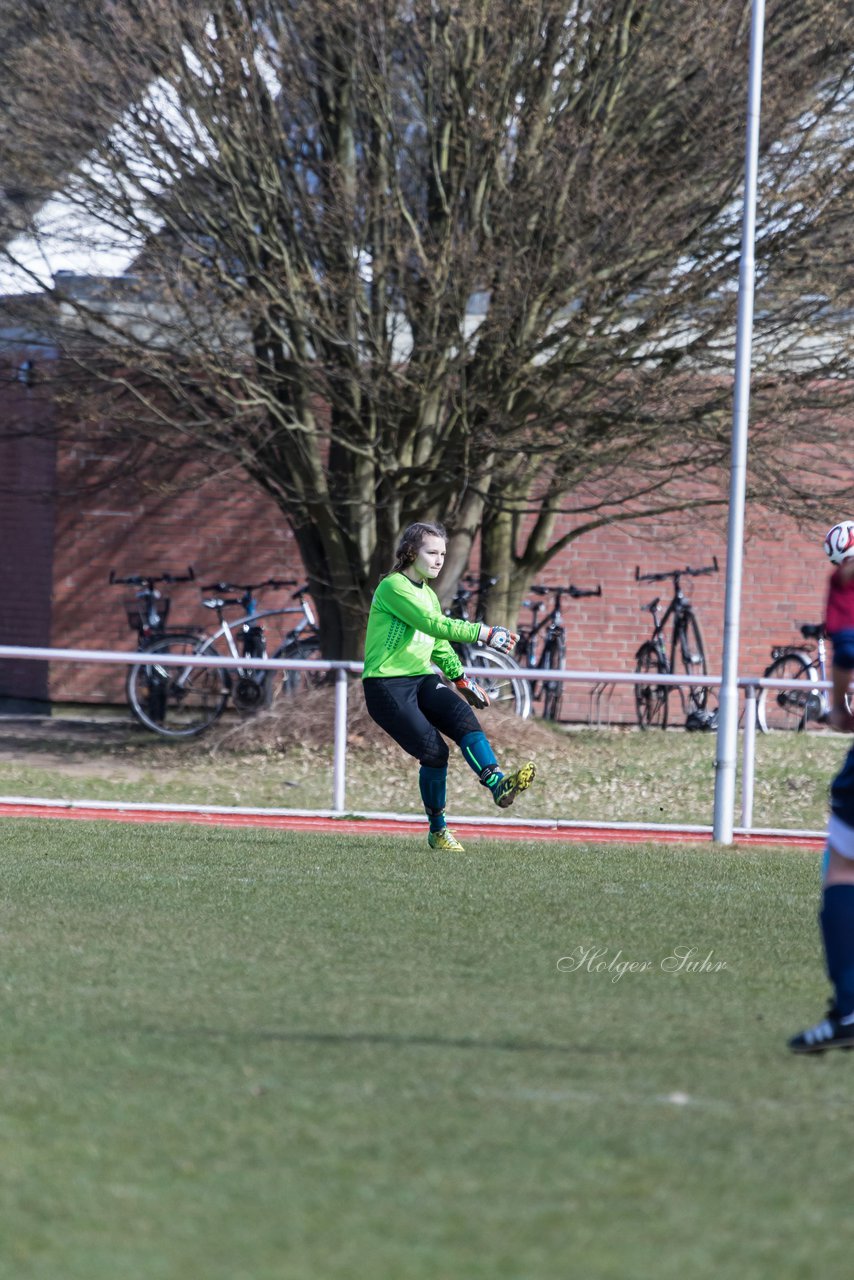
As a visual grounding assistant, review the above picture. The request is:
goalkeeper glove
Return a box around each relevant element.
[454,676,490,710]
[482,625,520,655]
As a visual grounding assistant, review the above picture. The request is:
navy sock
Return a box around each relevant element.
[820,884,854,1017]
[459,731,503,789]
[419,765,448,832]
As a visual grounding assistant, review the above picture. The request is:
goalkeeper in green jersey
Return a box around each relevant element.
[362,520,536,852]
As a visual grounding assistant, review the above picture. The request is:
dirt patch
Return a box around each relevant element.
[0,690,568,783]
[0,694,577,819]
[200,683,568,762]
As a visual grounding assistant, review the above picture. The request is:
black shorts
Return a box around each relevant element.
[362,675,480,768]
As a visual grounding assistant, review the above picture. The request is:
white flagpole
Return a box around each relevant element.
[713,0,766,843]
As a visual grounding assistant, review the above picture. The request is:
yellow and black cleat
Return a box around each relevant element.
[492,762,536,809]
[427,827,466,853]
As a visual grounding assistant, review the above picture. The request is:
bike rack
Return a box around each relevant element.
[588,681,616,727]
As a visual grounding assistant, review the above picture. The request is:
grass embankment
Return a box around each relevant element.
[1,692,848,829]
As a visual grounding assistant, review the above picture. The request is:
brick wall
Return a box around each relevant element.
[49,449,302,705]
[0,365,57,710]
[45,458,831,724]
[0,367,834,722]
[512,511,828,724]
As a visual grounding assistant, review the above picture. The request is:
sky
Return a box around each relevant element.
[0,191,139,296]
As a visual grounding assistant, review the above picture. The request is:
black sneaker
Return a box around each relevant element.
[686,708,718,732]
[789,1004,854,1054]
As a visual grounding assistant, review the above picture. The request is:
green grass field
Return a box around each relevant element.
[0,817,849,1280]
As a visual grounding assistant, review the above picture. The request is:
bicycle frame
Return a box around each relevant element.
[518,583,601,719]
[195,598,316,665]
[644,592,691,666]
[761,624,832,726]
[636,562,717,660]
[447,574,498,625]
[201,605,291,658]
[519,584,602,669]
[520,601,560,668]
[192,583,319,691]
[771,627,829,684]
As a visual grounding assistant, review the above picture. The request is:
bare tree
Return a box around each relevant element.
[1,0,853,653]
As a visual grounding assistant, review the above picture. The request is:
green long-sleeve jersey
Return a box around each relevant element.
[362,572,482,680]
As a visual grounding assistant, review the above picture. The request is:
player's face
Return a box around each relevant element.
[412,535,446,581]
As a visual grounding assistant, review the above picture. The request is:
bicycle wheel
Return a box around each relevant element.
[635,643,669,730]
[541,637,565,721]
[467,648,532,719]
[756,652,817,733]
[672,613,708,717]
[127,633,229,737]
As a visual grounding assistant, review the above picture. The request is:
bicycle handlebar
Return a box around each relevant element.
[200,578,297,593]
[634,557,719,583]
[109,567,195,587]
[530,584,602,598]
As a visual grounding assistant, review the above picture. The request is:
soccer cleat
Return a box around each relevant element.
[492,761,536,809]
[427,827,466,853]
[789,1004,854,1054]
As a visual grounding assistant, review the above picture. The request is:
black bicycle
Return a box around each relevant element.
[634,559,718,730]
[110,568,199,728]
[517,582,602,721]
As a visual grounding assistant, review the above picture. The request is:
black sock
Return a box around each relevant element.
[820,884,854,1017]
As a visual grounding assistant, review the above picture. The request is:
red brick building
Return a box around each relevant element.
[0,345,834,723]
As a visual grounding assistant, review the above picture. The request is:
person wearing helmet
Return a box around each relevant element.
[362,521,536,853]
[823,520,854,733]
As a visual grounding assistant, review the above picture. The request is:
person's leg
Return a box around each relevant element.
[418,764,450,833]
[416,677,536,809]
[790,741,854,1051]
[820,847,854,1011]
[362,677,462,850]
[789,845,854,1052]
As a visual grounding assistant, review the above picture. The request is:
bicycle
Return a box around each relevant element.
[756,623,843,732]
[110,568,199,729]
[516,582,603,721]
[126,580,322,738]
[634,559,718,730]
[447,575,532,718]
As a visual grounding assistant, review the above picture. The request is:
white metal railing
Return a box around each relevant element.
[0,644,832,835]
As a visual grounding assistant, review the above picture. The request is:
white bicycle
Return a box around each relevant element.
[756,623,837,732]
[448,575,532,719]
[127,579,321,738]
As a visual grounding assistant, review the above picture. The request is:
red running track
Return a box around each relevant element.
[0,800,825,849]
